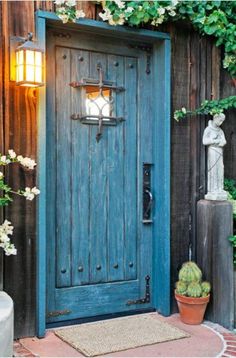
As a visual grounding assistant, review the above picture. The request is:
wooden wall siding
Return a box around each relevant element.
[0,1,231,336]
[221,70,236,181]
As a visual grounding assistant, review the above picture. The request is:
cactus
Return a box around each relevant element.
[175,281,187,296]
[179,261,202,284]
[187,282,202,298]
[201,281,211,296]
[175,261,211,298]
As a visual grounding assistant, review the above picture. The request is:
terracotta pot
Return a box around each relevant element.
[175,291,210,325]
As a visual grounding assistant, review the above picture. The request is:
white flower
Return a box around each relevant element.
[157,7,165,16]
[169,11,176,16]
[23,188,35,201]
[75,9,86,19]
[151,16,164,26]
[99,8,112,21]
[0,155,10,164]
[0,172,3,179]
[23,187,40,200]
[17,155,23,162]
[126,7,134,13]
[58,14,69,23]
[66,0,76,6]
[0,233,10,244]
[181,107,187,114]
[114,0,125,9]
[2,220,13,235]
[172,0,179,6]
[8,149,16,159]
[31,187,40,196]
[4,243,17,256]
[54,0,65,5]
[57,6,66,13]
[18,156,37,170]
[109,13,125,26]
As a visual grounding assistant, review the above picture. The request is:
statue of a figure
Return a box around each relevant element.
[203,113,227,201]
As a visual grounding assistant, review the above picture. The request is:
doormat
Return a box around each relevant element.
[54,313,190,357]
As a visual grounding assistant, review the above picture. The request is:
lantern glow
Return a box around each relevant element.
[15,33,44,87]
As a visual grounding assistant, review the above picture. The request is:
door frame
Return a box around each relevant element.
[35,10,171,338]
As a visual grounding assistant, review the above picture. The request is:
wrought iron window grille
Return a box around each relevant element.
[70,63,125,142]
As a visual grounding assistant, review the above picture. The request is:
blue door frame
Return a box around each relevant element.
[35,10,171,338]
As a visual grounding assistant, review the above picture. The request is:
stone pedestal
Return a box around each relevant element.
[197,200,234,329]
[0,292,13,357]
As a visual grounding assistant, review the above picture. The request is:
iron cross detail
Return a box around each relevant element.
[69,63,125,142]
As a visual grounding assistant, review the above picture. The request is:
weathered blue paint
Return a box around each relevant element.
[35,10,171,337]
[152,40,171,315]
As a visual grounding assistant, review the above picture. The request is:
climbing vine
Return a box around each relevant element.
[174,95,236,121]
[55,1,236,118]
[99,1,236,79]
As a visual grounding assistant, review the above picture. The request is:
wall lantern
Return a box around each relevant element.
[10,33,44,87]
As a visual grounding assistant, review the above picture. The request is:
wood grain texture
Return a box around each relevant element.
[170,26,191,312]
[1,0,234,336]
[197,200,234,329]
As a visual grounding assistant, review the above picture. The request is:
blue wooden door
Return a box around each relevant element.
[46,28,155,323]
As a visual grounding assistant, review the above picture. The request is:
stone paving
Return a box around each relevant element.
[13,313,236,357]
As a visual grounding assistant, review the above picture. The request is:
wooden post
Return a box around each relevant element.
[197,199,234,329]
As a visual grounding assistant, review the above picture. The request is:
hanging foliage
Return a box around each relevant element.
[99,1,236,79]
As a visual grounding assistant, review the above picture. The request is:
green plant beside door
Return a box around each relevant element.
[175,261,211,325]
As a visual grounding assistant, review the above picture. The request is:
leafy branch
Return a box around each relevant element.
[174,96,236,121]
[99,1,236,78]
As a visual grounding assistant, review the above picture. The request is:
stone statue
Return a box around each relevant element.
[203,113,227,201]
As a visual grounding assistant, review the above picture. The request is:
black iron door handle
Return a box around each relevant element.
[144,189,153,219]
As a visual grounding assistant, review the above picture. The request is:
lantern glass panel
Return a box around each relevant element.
[16,65,24,82]
[17,50,24,65]
[35,67,42,83]
[26,50,35,65]
[35,52,42,66]
[26,65,35,82]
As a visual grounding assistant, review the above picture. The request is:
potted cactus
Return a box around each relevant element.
[175,261,211,325]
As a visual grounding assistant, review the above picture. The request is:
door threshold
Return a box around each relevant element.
[46,308,156,330]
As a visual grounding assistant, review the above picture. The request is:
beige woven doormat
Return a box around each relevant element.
[54,313,190,356]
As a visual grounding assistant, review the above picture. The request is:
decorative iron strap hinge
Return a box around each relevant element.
[127,275,150,305]
[46,309,71,318]
[129,44,152,74]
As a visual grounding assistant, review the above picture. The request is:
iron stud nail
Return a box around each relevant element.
[114,61,119,67]
[128,63,134,68]
[62,55,67,59]
[78,266,83,272]
[78,56,84,61]
[113,264,119,269]
[129,262,134,268]
[61,268,66,273]
[96,265,101,270]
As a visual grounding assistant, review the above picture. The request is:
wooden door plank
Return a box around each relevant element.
[107,55,125,282]
[138,53,153,297]
[55,47,72,288]
[71,49,90,286]
[46,32,57,315]
[124,56,138,281]
[89,52,108,283]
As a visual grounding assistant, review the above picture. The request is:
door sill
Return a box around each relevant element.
[46,308,156,329]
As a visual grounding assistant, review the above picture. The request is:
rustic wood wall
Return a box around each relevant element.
[0,1,235,337]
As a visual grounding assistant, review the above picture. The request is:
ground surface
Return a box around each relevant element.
[14,313,235,357]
